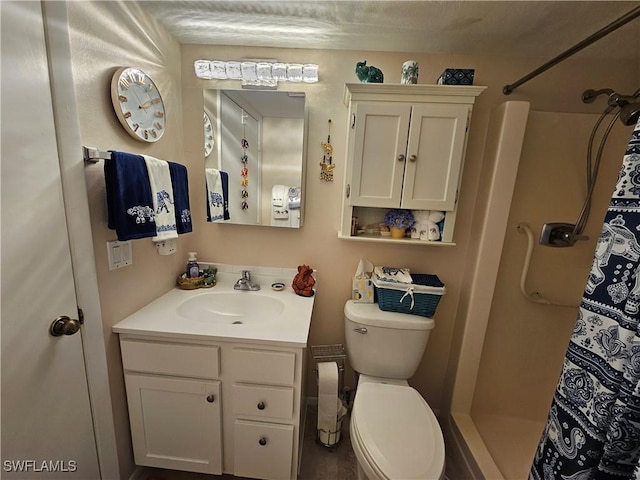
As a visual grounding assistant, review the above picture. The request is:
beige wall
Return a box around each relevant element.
[66,2,638,477]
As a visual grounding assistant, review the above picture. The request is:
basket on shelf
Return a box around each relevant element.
[372,273,445,317]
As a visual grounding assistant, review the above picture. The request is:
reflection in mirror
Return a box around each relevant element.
[204,89,306,228]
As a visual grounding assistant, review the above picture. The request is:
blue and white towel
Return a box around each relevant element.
[374,266,413,284]
[105,151,156,241]
[143,155,177,241]
[206,168,230,222]
[168,162,192,234]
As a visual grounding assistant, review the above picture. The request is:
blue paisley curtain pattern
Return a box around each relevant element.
[531,118,640,480]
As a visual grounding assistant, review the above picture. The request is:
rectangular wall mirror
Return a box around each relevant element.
[204,88,307,228]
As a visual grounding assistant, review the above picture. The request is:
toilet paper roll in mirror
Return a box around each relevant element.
[317,361,339,443]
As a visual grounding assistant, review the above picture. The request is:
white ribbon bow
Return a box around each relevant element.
[400,287,415,310]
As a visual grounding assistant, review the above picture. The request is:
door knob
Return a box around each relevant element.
[206,394,215,403]
[397,154,405,162]
[409,155,417,162]
[259,437,268,446]
[49,315,81,337]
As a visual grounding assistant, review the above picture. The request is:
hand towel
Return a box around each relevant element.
[168,161,192,234]
[374,266,413,284]
[104,151,156,241]
[143,155,177,241]
[206,168,230,222]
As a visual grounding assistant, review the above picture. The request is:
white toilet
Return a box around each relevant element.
[344,300,445,480]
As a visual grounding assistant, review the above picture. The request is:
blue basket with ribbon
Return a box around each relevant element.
[372,273,445,317]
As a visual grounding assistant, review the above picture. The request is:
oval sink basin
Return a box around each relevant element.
[177,292,285,324]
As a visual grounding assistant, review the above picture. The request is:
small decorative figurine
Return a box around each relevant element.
[292,265,315,297]
[355,61,384,83]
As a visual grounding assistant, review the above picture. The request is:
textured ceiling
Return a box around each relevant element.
[139,1,640,60]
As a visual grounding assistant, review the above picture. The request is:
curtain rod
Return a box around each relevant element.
[503,4,640,95]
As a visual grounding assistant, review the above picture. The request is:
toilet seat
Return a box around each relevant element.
[351,382,445,480]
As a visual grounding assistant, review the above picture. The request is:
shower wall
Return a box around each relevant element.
[470,111,632,479]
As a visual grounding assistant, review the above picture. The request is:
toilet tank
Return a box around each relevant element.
[344,301,435,379]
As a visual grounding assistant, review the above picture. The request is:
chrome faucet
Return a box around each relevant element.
[234,270,260,291]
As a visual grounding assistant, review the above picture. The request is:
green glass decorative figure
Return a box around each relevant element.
[355,61,384,83]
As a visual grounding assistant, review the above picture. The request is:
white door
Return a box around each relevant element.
[1,2,101,478]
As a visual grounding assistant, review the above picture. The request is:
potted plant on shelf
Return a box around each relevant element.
[384,209,415,239]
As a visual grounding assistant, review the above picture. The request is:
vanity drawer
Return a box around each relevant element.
[230,348,295,385]
[120,339,220,379]
[231,383,294,420]
[233,420,293,480]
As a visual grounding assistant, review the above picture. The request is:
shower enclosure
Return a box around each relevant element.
[446,101,634,479]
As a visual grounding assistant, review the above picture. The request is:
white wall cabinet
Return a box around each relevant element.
[119,337,305,480]
[340,83,485,245]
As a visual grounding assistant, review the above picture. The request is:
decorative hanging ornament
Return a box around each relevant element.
[320,119,335,182]
[240,116,250,210]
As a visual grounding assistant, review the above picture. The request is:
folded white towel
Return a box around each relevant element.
[374,266,412,284]
[143,155,177,241]
[206,168,225,222]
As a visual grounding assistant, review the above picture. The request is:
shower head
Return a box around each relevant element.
[620,102,640,126]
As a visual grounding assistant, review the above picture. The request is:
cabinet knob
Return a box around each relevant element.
[259,437,268,446]
[257,401,266,410]
[397,154,405,162]
[409,154,417,162]
[206,394,215,403]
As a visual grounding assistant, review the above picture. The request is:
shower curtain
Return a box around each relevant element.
[531,119,640,480]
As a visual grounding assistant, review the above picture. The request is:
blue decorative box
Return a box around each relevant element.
[437,69,475,85]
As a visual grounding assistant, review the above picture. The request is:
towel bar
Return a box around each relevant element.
[83,146,111,162]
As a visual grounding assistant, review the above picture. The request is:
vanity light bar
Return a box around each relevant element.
[194,60,319,85]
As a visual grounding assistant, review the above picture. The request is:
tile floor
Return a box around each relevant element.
[142,402,463,480]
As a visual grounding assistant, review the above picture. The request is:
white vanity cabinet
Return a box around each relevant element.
[119,336,306,480]
[120,339,223,474]
[340,83,485,244]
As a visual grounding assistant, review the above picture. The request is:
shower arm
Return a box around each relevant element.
[517,223,580,308]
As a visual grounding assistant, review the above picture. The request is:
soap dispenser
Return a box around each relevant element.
[186,252,200,278]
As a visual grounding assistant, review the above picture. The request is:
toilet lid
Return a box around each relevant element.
[352,383,445,479]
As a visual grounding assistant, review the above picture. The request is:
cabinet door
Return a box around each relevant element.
[349,103,410,207]
[402,103,470,211]
[125,374,222,474]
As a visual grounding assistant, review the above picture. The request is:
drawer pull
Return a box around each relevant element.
[409,154,417,162]
[257,401,266,410]
[258,437,268,446]
[206,394,215,403]
[397,154,405,162]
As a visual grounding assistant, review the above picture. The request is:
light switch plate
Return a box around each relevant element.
[107,240,132,270]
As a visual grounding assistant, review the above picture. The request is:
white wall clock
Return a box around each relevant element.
[111,67,166,142]
[204,111,214,157]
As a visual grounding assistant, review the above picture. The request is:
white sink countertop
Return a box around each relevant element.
[112,263,316,347]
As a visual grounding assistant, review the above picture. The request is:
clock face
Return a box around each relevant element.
[111,67,166,142]
[204,111,214,157]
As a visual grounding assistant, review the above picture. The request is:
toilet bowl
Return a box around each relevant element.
[344,301,445,479]
[350,377,445,480]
